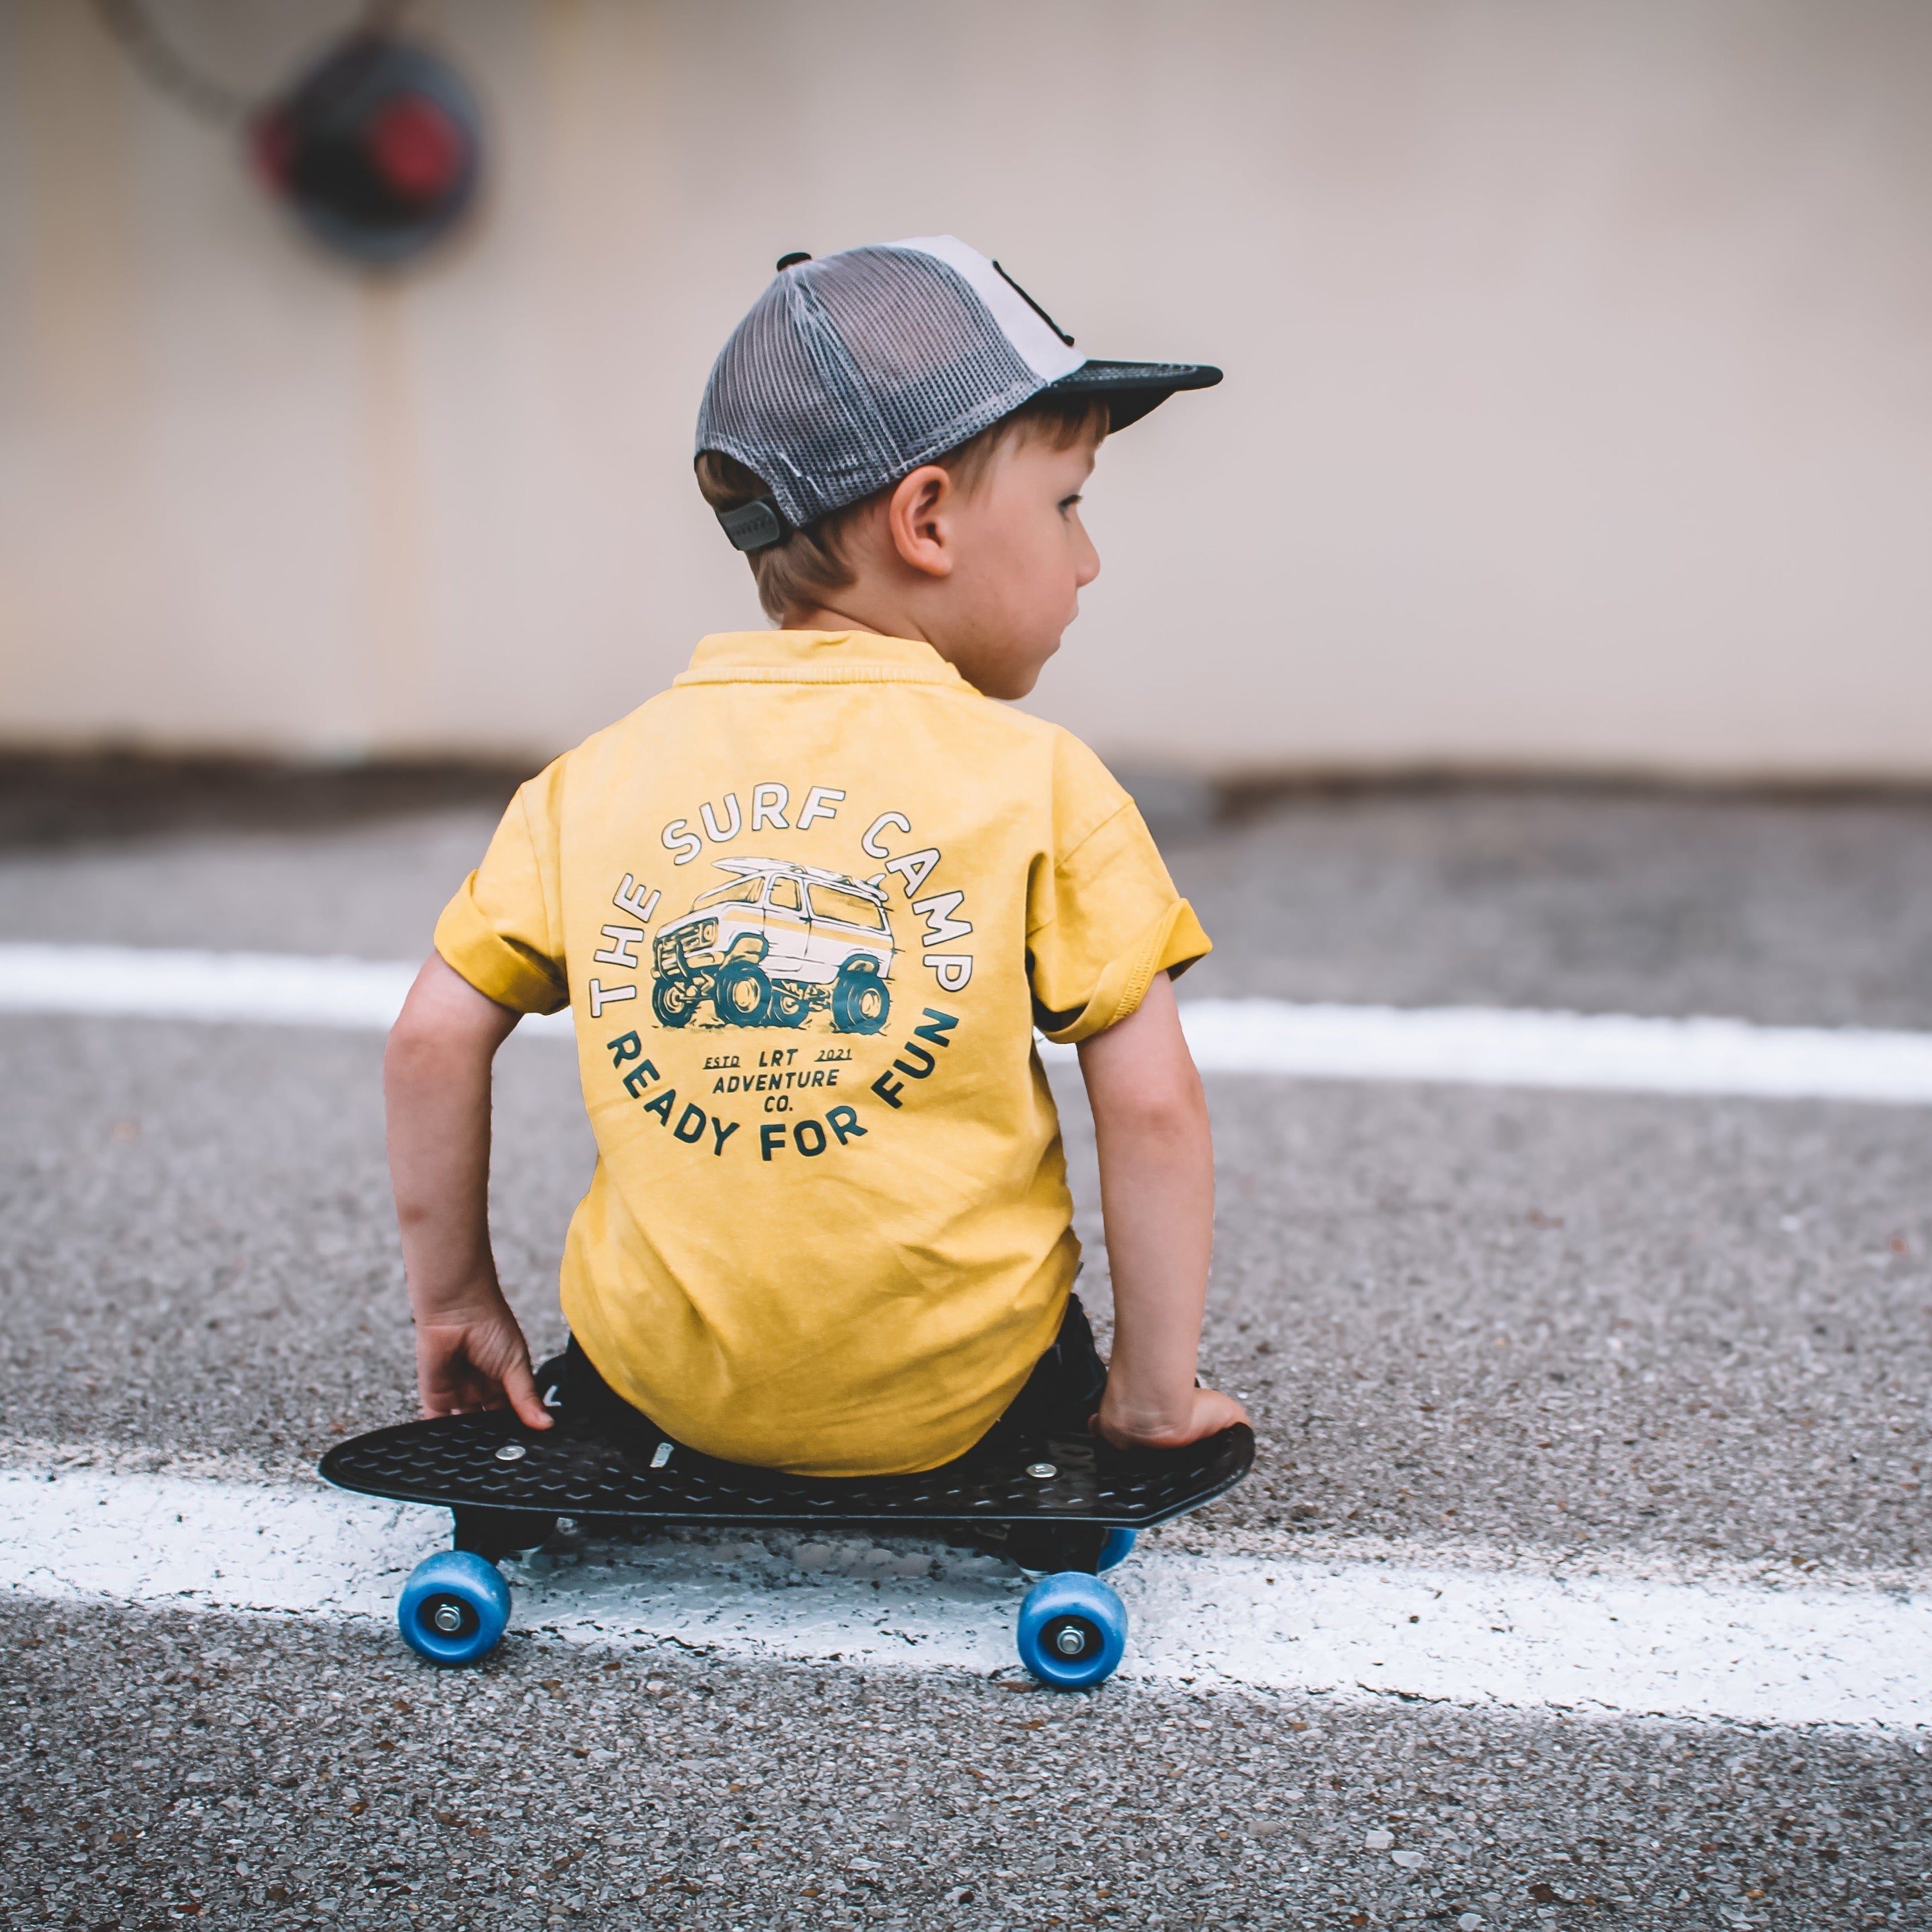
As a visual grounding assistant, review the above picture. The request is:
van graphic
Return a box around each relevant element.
[650,857,894,1032]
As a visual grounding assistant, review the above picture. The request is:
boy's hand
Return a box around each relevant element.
[1094,1382,1249,1454]
[415,1299,552,1431]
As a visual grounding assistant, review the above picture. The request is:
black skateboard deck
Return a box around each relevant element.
[323,1411,1252,1681]
[321,1410,1253,1563]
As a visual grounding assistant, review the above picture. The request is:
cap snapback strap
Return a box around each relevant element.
[717,498,789,552]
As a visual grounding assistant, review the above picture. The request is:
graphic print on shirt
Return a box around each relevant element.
[586,790,979,1164]
[648,857,897,1034]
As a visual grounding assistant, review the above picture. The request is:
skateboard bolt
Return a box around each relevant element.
[1054,1625,1088,1657]
[1026,1463,1057,1480]
[495,1443,527,1462]
[431,1602,465,1634]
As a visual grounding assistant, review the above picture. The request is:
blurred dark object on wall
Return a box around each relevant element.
[92,0,482,267]
[0,752,533,851]
[251,35,481,265]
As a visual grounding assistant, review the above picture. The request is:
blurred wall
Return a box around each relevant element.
[3,0,1930,779]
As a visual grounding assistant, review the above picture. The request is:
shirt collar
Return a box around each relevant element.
[675,630,972,689]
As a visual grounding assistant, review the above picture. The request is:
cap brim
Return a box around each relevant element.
[1045,359,1222,432]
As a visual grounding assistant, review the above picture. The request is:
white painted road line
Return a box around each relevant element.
[5,941,1932,1103]
[1164,997,1932,1105]
[4,1468,1927,1729]
[0,943,572,1038]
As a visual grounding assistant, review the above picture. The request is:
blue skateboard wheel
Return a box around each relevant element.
[398,1549,511,1665]
[1096,1527,1137,1573]
[1016,1571,1128,1688]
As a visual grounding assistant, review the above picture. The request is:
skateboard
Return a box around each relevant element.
[320,1405,1253,1688]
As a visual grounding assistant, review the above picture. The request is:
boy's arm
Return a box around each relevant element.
[384,953,551,1431]
[1077,972,1249,1450]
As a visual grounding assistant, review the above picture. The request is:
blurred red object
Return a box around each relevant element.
[250,34,480,265]
[367,94,466,202]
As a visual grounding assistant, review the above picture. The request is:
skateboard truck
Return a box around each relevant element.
[451,1506,559,1563]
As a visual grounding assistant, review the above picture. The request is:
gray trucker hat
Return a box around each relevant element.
[695,234,1221,551]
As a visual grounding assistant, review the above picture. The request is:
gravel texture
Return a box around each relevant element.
[5,1597,1927,1932]
[1138,1078,1931,1578]
[0,809,502,960]
[0,1014,585,1474]
[1167,787,1932,1030]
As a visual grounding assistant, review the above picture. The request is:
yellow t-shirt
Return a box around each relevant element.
[433,630,1210,1476]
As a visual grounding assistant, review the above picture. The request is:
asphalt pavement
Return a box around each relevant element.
[1168,785,1932,1029]
[3,783,1930,1929]
[9,1596,1923,1930]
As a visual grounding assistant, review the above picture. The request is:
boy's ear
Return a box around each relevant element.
[886,465,955,579]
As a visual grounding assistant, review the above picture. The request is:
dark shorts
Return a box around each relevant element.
[550,1291,1108,1462]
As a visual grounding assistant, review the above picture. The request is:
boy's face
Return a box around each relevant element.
[935,431,1101,700]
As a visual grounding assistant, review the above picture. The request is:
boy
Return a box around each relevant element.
[386,236,1247,1476]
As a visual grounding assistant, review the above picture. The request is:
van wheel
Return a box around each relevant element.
[713,957,773,1027]
[830,959,890,1034]
[768,985,811,1028]
[652,976,698,1028]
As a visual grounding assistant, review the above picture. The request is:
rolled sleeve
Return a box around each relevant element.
[1026,740,1213,1045]
[432,775,569,1016]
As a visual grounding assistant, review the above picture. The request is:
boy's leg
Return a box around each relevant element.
[549,1295,1106,1450]
[1038,1291,1108,1434]
[552,1336,665,1439]
[984,1292,1113,1572]
[985,1291,1108,1444]
[532,1350,569,1410]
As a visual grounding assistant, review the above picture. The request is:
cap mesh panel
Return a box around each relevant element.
[696,245,1046,529]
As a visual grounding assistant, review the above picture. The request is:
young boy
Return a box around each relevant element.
[385,236,1247,1476]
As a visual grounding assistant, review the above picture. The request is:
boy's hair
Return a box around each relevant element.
[695,392,1108,624]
